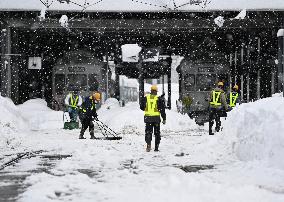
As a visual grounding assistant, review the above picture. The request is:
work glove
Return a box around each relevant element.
[93,116,99,121]
[162,120,166,125]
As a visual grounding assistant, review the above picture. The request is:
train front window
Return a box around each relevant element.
[197,74,216,91]
[184,74,195,91]
[67,74,87,91]
[88,74,99,91]
[55,74,64,94]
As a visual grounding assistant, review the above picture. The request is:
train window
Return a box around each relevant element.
[184,74,195,91]
[68,66,86,72]
[196,74,216,91]
[88,74,99,91]
[198,67,214,72]
[55,74,65,94]
[67,74,87,91]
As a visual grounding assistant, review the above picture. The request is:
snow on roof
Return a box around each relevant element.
[0,0,284,12]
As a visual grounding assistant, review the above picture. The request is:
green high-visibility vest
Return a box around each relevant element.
[144,94,160,116]
[210,90,222,106]
[70,94,79,108]
[229,92,239,107]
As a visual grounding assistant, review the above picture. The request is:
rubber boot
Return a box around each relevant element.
[215,126,220,132]
[79,134,86,139]
[90,132,95,139]
[146,143,151,152]
[209,128,214,135]
[79,131,86,139]
[154,143,159,152]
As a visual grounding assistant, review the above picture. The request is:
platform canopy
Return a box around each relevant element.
[0,0,284,12]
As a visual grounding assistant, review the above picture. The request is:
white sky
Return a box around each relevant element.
[0,0,284,12]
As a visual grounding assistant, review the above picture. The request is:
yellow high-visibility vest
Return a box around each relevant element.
[70,94,79,108]
[144,95,160,116]
[210,90,222,106]
[229,92,239,107]
[81,97,96,113]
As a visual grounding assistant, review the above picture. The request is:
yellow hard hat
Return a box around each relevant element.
[233,84,239,90]
[151,85,158,91]
[218,81,224,86]
[93,92,101,101]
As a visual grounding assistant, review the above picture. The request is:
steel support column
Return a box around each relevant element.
[1,26,11,98]
[138,54,144,106]
[277,28,284,96]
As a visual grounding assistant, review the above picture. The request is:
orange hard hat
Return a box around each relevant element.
[217,81,224,86]
[233,84,239,90]
[93,92,101,101]
[151,85,158,91]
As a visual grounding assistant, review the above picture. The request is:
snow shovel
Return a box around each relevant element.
[93,120,122,140]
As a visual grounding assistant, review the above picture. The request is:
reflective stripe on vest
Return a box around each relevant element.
[229,92,239,107]
[210,91,222,106]
[70,94,79,108]
[81,97,95,113]
[144,95,160,116]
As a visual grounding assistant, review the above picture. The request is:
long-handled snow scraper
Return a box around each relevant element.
[93,120,122,140]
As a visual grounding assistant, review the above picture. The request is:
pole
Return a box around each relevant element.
[162,75,164,95]
[106,51,109,99]
[138,52,144,106]
[241,74,244,102]
[257,70,260,100]
[277,29,284,96]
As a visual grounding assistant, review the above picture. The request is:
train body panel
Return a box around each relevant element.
[178,58,230,125]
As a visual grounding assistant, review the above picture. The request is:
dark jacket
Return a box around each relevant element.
[79,96,98,120]
[140,94,166,123]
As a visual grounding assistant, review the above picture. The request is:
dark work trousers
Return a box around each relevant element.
[145,123,161,146]
[80,118,94,136]
[209,108,221,133]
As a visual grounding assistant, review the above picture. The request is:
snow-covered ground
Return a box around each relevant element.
[0,94,284,202]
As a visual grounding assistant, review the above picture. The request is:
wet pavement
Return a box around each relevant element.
[0,153,72,202]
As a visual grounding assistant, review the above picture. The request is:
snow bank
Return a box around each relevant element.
[222,95,284,170]
[0,96,28,153]
[18,99,62,130]
[98,100,197,135]
[100,98,120,111]
[0,97,63,155]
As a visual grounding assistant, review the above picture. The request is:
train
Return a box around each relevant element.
[51,50,110,110]
[177,56,230,125]
[51,50,138,110]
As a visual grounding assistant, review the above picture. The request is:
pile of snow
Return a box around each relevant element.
[18,99,62,130]
[222,94,284,170]
[0,96,28,153]
[0,97,63,155]
[97,100,197,134]
[100,98,120,111]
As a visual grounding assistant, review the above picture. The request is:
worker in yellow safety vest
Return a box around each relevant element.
[140,85,166,152]
[64,89,82,122]
[227,84,241,111]
[79,91,100,139]
[208,81,228,135]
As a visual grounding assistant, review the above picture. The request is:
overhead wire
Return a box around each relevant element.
[175,0,212,10]
[130,0,170,10]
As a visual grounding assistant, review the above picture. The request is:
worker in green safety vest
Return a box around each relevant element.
[64,89,82,122]
[208,81,228,135]
[227,84,241,111]
[140,85,166,152]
